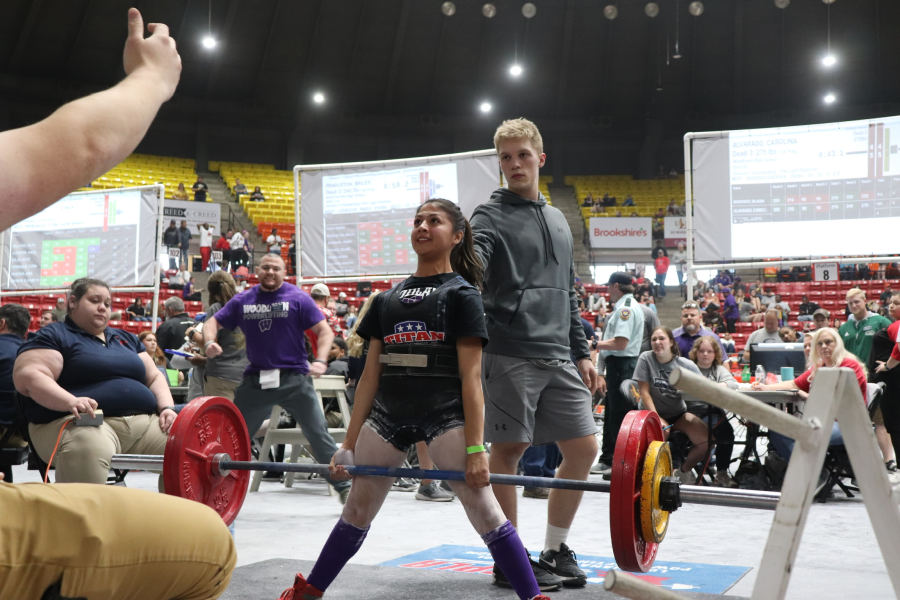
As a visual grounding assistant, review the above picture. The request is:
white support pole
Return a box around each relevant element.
[151,184,165,333]
[834,382,900,596]
[293,166,301,278]
[603,570,690,600]
[749,368,848,600]
[669,366,817,445]
[682,134,694,302]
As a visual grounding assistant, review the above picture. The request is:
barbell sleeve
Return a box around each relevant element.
[110,454,780,510]
[669,365,817,446]
[604,569,690,599]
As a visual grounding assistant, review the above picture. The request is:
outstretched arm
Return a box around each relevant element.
[0,9,181,230]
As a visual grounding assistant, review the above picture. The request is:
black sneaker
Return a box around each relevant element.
[886,460,897,473]
[539,543,587,588]
[492,555,562,592]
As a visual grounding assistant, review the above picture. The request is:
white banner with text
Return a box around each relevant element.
[589,217,653,248]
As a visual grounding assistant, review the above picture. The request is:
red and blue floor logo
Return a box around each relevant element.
[379,545,750,594]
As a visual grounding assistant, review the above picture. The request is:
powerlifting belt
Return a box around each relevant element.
[379,344,458,377]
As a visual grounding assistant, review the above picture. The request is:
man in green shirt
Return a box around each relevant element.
[839,288,891,363]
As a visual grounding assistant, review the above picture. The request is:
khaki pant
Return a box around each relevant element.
[0,482,236,600]
[29,414,167,485]
[204,376,240,401]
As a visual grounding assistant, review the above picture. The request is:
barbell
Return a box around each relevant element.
[110,396,780,573]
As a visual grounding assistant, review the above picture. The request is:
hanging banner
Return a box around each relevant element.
[589,217,653,248]
[664,216,687,242]
[162,199,221,230]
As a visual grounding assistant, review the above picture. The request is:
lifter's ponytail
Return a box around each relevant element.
[416,199,484,289]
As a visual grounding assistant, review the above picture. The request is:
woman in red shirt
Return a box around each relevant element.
[753,328,867,460]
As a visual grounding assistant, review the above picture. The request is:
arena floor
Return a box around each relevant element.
[10,465,894,599]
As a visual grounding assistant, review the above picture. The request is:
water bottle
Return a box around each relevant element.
[741,364,750,383]
[755,365,766,384]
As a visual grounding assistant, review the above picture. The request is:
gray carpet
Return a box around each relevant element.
[221,559,746,599]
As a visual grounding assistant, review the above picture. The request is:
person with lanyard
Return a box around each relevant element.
[202,253,351,504]
[471,119,598,591]
[592,272,645,478]
[277,199,550,600]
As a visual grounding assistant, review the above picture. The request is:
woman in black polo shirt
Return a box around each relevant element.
[13,278,177,485]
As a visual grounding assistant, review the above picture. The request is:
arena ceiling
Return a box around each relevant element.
[1,0,898,144]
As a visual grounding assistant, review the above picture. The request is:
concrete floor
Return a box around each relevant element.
[10,463,896,599]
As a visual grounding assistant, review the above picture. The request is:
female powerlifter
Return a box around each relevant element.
[278,199,549,600]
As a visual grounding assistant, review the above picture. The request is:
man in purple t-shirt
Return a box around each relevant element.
[672,301,727,357]
[203,254,350,501]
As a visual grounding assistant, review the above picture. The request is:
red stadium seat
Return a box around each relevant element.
[124,322,140,333]
[808,282,823,291]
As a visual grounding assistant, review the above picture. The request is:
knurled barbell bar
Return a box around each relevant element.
[110,397,780,573]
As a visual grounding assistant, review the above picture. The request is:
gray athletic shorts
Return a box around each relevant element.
[482,353,597,446]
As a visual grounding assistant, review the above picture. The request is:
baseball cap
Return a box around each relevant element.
[338,291,347,299]
[813,308,830,319]
[311,283,330,297]
[607,272,633,287]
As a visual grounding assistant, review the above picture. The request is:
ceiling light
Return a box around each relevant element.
[824,93,836,104]
[480,102,492,113]
[441,2,456,16]
[202,36,216,49]
[313,92,325,104]
[774,0,790,8]
[822,54,836,67]
[604,5,618,20]
[645,3,659,17]
[689,1,704,16]
[510,64,523,77]
[522,3,537,19]
[483,3,497,18]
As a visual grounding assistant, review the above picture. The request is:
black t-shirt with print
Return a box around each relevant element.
[356,272,487,417]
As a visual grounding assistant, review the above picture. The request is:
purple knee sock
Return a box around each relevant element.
[482,521,541,600]
[307,517,370,592]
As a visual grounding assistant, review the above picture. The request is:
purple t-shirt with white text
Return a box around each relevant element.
[214,283,324,375]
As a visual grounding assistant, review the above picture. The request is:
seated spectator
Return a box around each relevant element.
[614,210,623,217]
[182,277,203,302]
[703,303,724,332]
[721,332,736,354]
[287,234,297,274]
[602,192,616,207]
[700,288,717,309]
[666,198,680,215]
[39,310,58,329]
[214,230,232,267]
[234,267,249,292]
[249,186,265,202]
[13,278,176,484]
[630,211,639,217]
[654,207,666,219]
[797,295,820,322]
[759,287,775,306]
[688,336,738,487]
[641,291,657,314]
[749,278,764,292]
[714,269,733,291]
[668,167,678,178]
[233,178,248,199]
[742,309,782,362]
[768,294,791,325]
[633,326,710,484]
[734,288,746,305]
[811,308,831,331]
[657,165,666,179]
[0,304,31,469]
[754,328,867,461]
[156,296,196,351]
[51,297,67,322]
[733,277,746,295]
[266,228,284,254]
[345,304,359,330]
[591,196,605,213]
[334,292,350,318]
[582,193,593,207]
[880,284,894,306]
[748,288,763,312]
[356,280,372,298]
[779,326,799,343]
[622,194,635,207]
[325,337,349,381]
[138,331,167,367]
[172,182,189,201]
[126,298,148,322]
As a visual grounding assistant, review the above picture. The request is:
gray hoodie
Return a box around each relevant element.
[470,188,590,362]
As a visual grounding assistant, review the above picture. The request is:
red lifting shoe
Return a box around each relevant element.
[277,573,324,600]
[533,596,553,600]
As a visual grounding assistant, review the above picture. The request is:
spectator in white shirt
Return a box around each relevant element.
[767,294,791,326]
[197,222,215,271]
[229,230,247,268]
[266,228,284,254]
[670,242,687,288]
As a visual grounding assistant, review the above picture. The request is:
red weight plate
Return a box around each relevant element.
[609,410,664,572]
[163,396,251,525]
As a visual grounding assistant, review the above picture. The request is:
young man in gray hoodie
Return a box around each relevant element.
[471,118,599,592]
